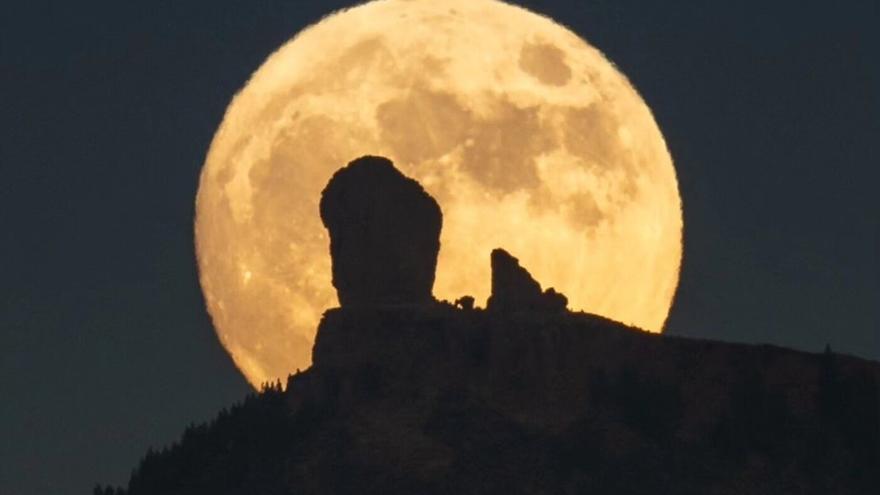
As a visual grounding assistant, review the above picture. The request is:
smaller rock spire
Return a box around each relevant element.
[486,249,568,313]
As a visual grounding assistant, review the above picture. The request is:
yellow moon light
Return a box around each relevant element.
[196,0,682,388]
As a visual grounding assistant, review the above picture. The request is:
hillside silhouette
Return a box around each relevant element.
[99,157,879,494]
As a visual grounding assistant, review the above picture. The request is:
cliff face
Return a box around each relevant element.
[277,305,879,494]
[121,306,880,495]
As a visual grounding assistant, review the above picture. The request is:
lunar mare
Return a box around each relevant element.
[196,0,682,388]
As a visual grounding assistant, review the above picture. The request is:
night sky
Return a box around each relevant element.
[2,1,877,493]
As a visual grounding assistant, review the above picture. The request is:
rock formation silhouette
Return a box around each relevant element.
[487,248,568,313]
[110,156,880,495]
[320,156,442,307]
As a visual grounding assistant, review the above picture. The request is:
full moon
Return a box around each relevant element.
[196,0,682,388]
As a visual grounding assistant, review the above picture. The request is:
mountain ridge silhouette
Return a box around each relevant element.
[107,303,880,494]
[98,157,879,494]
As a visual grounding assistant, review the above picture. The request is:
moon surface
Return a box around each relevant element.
[196,0,682,388]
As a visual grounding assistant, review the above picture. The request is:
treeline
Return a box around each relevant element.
[94,381,303,495]
[94,348,879,494]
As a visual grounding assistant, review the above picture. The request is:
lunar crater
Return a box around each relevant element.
[459,97,550,195]
[376,87,472,164]
[519,40,572,86]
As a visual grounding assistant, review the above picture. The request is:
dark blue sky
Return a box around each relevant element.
[1,1,877,493]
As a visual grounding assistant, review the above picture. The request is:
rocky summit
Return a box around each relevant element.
[109,158,880,495]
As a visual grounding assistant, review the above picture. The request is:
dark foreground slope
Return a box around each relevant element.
[109,305,879,495]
